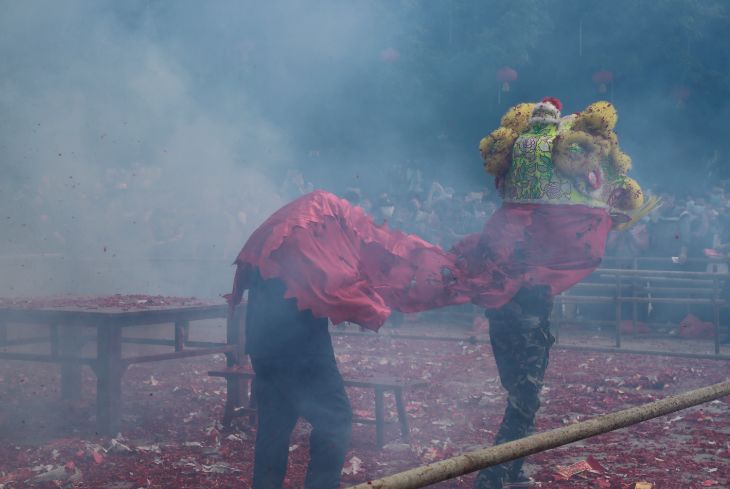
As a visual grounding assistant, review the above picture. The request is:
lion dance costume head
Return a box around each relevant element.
[480,98,650,227]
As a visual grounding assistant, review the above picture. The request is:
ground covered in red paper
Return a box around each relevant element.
[0,323,728,488]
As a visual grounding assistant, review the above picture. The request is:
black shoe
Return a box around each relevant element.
[502,477,539,488]
[475,465,539,488]
[502,469,539,488]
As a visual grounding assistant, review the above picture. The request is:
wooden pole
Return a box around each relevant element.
[346,380,730,489]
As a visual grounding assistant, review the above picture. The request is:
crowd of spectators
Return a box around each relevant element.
[278,163,502,250]
[279,164,730,273]
[584,182,730,342]
[6,158,730,271]
[340,184,498,250]
[330,167,730,272]
[606,183,730,271]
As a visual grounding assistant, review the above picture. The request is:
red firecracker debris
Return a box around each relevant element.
[1,319,729,488]
[92,451,104,464]
[554,455,605,480]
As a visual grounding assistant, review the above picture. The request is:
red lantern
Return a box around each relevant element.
[496,67,518,92]
[380,47,400,63]
[672,87,691,108]
[592,70,613,94]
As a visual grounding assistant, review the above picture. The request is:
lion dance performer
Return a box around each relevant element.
[229,97,646,489]
[470,98,645,487]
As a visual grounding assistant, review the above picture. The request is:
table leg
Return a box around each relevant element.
[222,377,240,427]
[60,325,84,400]
[225,306,245,410]
[615,297,622,349]
[237,311,250,415]
[95,325,125,436]
[713,303,720,355]
[394,387,410,441]
[248,377,257,425]
[237,308,246,362]
[226,305,241,368]
[50,324,59,356]
[174,320,188,352]
[375,387,385,448]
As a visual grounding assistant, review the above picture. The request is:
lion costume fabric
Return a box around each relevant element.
[230,98,641,330]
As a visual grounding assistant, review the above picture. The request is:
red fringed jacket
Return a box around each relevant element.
[230,190,611,331]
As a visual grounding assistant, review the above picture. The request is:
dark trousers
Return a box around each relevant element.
[251,355,352,489]
[476,287,554,488]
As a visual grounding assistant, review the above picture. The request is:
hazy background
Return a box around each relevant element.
[2,0,729,298]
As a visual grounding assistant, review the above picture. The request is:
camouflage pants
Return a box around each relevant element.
[475,287,555,488]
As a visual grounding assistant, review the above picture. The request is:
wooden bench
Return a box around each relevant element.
[208,367,427,448]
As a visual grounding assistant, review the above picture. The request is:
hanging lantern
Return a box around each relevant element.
[672,87,691,108]
[380,47,400,63]
[592,70,613,94]
[496,67,518,92]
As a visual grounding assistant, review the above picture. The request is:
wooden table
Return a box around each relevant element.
[0,296,243,435]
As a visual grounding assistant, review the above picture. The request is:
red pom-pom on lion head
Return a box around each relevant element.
[541,96,563,112]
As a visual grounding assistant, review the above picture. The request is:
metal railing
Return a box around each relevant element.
[555,256,729,354]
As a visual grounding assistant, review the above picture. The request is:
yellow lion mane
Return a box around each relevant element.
[554,101,633,179]
[480,126,517,177]
[612,176,644,210]
[499,103,535,135]
[610,147,632,174]
[572,101,618,136]
[479,103,536,178]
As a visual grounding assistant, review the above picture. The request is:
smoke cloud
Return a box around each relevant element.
[2,1,729,297]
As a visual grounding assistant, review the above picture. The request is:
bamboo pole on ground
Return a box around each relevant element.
[346,380,730,489]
